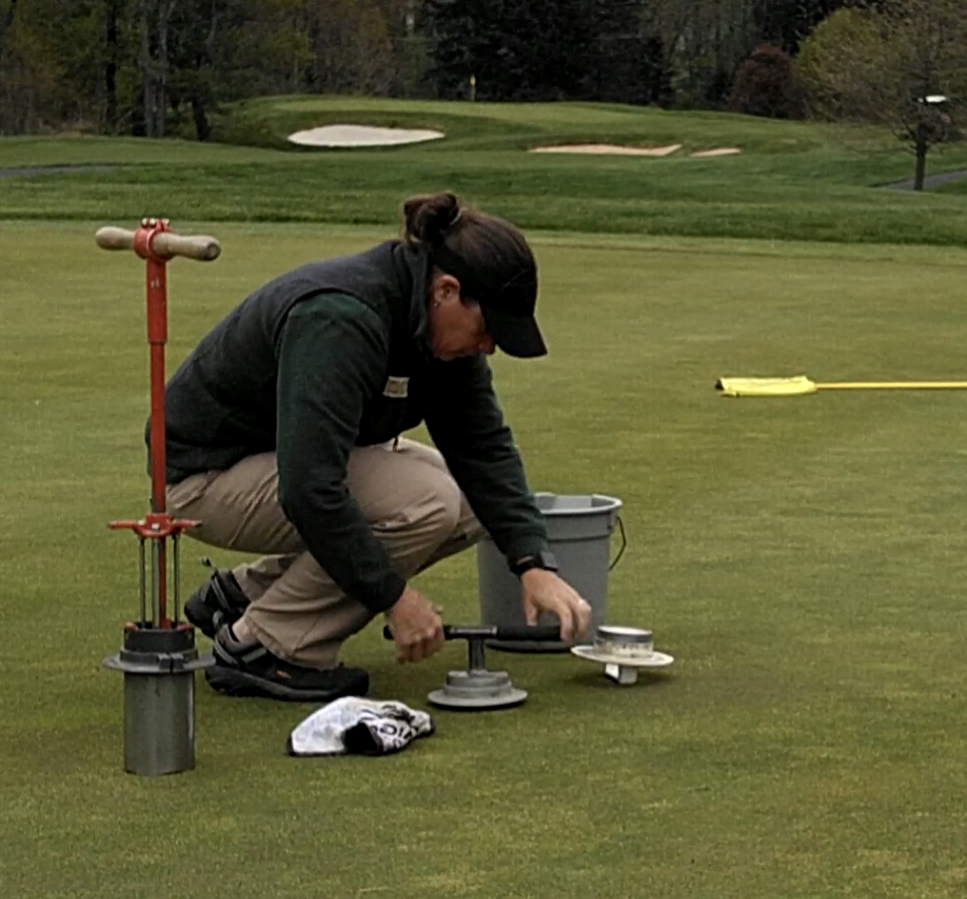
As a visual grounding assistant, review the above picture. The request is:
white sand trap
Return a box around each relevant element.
[690,148,742,157]
[531,143,682,157]
[287,124,445,148]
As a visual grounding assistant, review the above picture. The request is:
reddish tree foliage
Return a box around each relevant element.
[728,44,803,119]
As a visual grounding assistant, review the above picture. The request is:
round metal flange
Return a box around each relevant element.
[427,669,528,710]
[571,623,674,686]
[103,623,214,674]
[570,645,674,668]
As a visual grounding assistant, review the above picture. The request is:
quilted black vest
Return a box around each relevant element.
[149,239,432,482]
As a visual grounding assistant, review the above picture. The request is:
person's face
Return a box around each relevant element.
[426,272,497,361]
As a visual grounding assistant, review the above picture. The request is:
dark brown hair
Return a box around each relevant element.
[401,192,536,306]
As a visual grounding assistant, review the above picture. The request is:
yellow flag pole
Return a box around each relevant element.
[817,381,967,390]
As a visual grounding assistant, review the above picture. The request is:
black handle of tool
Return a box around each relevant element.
[381,624,563,642]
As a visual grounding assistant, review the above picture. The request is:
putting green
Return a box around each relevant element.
[4,222,967,899]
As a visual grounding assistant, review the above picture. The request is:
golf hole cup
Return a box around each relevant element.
[570,625,674,685]
[594,625,654,656]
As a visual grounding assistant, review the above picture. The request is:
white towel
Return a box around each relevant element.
[286,697,435,757]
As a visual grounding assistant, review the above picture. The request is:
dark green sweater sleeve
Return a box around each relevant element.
[424,354,549,563]
[275,293,407,613]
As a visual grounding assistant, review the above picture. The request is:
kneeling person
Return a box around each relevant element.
[155,191,591,701]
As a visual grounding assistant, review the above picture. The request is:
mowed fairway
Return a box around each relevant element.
[3,219,967,898]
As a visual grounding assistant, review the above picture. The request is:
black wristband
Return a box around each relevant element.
[509,550,559,577]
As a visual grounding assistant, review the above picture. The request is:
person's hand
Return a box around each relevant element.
[385,587,446,663]
[520,569,592,641]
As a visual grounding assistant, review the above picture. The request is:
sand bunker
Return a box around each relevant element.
[287,124,445,148]
[531,143,682,157]
[530,143,743,158]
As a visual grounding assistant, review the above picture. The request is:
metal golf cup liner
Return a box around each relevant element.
[383,623,560,711]
[571,624,674,686]
[594,625,655,657]
[477,492,625,652]
[103,624,213,776]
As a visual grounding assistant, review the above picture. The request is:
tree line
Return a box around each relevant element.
[0,0,422,137]
[0,0,963,157]
[0,0,847,138]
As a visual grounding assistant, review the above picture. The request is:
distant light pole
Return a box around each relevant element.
[912,94,952,191]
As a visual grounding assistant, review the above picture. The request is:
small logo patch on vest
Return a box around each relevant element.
[383,376,409,399]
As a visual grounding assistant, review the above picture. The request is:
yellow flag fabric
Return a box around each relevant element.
[715,376,818,397]
[715,377,967,396]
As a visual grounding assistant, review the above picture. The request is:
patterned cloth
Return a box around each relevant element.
[287,697,435,757]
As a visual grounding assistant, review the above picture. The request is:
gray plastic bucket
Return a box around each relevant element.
[477,492,625,652]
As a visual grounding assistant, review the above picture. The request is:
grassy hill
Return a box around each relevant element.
[1,97,966,245]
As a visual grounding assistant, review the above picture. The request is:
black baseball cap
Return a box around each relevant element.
[431,243,547,358]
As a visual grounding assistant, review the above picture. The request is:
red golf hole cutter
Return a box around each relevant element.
[96,218,221,777]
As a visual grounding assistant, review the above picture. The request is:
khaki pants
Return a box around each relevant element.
[167,437,483,668]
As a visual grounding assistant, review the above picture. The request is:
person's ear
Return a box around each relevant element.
[431,272,462,305]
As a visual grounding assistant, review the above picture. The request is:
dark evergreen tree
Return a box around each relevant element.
[756,0,848,54]
[422,0,670,104]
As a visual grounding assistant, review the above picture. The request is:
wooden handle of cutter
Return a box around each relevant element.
[95,226,221,262]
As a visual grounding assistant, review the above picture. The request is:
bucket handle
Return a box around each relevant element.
[609,515,627,571]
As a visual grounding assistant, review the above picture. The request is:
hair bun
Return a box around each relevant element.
[402,192,462,245]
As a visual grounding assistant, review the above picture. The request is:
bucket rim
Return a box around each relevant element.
[532,491,623,515]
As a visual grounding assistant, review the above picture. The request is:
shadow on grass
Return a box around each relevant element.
[562,668,678,693]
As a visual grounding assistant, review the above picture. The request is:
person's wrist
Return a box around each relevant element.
[510,550,559,578]
[384,584,411,618]
[520,567,558,588]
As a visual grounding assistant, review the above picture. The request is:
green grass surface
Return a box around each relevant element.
[210,95,862,152]
[1,98,967,245]
[3,219,967,898]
